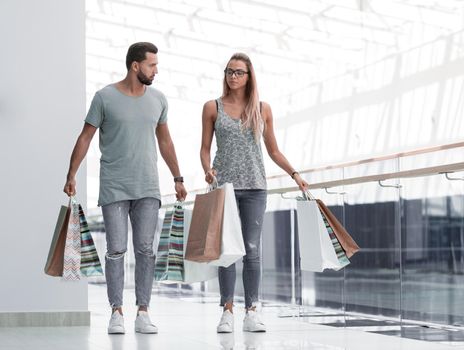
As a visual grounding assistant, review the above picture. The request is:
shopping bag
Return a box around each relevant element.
[185,186,225,262]
[182,208,218,283]
[318,205,351,268]
[316,200,360,258]
[155,203,184,282]
[46,197,103,279]
[152,212,165,254]
[62,197,82,280]
[207,183,245,267]
[78,204,103,277]
[297,194,349,272]
[44,205,71,276]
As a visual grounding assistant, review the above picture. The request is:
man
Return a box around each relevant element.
[63,42,187,334]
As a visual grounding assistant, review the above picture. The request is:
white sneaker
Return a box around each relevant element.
[135,311,158,334]
[108,311,125,334]
[243,309,266,332]
[217,310,234,333]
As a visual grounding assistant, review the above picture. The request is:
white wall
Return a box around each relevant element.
[0,0,87,314]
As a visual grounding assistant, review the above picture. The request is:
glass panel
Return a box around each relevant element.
[343,160,401,326]
[400,174,464,328]
[299,190,346,324]
[297,168,346,324]
[261,194,300,306]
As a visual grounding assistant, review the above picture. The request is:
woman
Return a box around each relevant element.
[200,53,309,333]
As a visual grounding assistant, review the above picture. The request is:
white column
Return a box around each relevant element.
[0,0,88,326]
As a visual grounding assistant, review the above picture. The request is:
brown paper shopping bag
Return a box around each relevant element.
[316,199,360,258]
[207,183,245,267]
[185,187,225,262]
[44,205,71,276]
[182,208,218,283]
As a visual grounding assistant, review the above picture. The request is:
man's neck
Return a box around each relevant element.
[115,77,146,97]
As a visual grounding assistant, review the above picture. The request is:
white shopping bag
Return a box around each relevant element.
[183,208,218,283]
[297,199,344,272]
[208,183,246,268]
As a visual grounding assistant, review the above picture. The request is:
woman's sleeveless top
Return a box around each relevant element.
[212,98,267,189]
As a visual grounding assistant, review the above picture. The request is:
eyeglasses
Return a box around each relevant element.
[224,68,249,78]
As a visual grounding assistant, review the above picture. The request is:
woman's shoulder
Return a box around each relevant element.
[260,101,272,120]
[203,99,219,120]
[203,99,219,112]
[203,99,218,108]
[260,101,271,110]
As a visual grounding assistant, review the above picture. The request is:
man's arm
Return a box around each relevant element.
[63,123,97,196]
[155,123,187,200]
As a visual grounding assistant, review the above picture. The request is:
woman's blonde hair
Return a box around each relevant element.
[222,53,263,141]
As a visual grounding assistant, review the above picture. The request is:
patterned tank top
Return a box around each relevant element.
[212,98,267,190]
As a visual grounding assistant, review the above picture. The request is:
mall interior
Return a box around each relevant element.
[1,0,464,349]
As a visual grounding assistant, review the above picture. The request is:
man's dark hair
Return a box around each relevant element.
[126,42,158,70]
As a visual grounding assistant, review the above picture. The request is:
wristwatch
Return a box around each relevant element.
[174,176,184,183]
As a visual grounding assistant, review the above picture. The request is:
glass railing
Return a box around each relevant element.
[87,141,464,341]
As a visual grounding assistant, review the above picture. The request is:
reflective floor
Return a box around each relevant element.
[1,284,464,350]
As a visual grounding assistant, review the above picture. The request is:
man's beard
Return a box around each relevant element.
[137,71,153,85]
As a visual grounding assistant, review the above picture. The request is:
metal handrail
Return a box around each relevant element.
[266,161,464,195]
[162,161,464,208]
[267,140,464,180]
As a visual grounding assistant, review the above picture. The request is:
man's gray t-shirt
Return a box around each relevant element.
[85,84,168,206]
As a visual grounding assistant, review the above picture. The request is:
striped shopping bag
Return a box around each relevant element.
[155,203,184,282]
[78,204,103,277]
[47,196,103,280]
[318,209,350,268]
[316,199,360,258]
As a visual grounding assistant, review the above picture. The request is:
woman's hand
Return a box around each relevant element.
[294,173,309,192]
[205,168,217,184]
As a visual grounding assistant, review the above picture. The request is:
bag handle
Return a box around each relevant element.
[205,176,219,193]
[68,195,78,207]
[173,200,184,209]
[302,190,315,201]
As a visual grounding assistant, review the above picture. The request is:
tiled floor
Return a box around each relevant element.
[1,284,464,350]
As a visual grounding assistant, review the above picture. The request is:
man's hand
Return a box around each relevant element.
[63,176,76,196]
[175,182,187,201]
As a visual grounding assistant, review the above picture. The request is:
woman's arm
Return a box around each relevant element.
[262,102,309,192]
[200,100,218,184]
